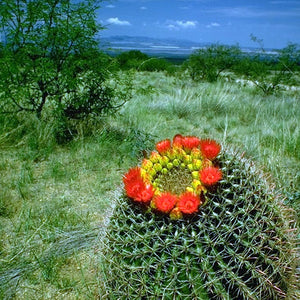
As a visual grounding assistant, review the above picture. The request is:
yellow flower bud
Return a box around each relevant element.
[170,207,183,220]
[173,159,180,167]
[192,171,199,179]
[167,162,174,170]
[150,199,157,209]
[192,179,201,189]
[141,159,153,170]
[160,155,169,166]
[161,168,168,175]
[186,186,194,193]
[183,154,192,164]
[140,169,149,181]
[148,168,156,177]
[167,149,176,160]
[191,148,202,159]
[174,148,185,159]
[154,189,161,196]
[187,163,194,171]
[154,163,162,172]
[193,159,202,170]
[149,151,161,163]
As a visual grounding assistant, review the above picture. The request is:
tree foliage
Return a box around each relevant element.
[0,0,131,121]
[117,50,149,70]
[234,42,300,94]
[185,44,241,82]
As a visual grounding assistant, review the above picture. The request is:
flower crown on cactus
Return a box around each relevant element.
[123,134,222,219]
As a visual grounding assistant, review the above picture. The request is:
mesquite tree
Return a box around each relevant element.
[185,44,241,82]
[0,0,131,120]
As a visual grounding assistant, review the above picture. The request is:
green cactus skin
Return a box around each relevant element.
[100,148,299,299]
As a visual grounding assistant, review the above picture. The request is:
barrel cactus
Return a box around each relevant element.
[100,134,299,299]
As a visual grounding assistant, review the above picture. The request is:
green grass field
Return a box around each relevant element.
[0,71,299,299]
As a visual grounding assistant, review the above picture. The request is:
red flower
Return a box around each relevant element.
[125,179,154,203]
[123,167,154,202]
[123,167,141,185]
[177,192,200,214]
[135,184,154,202]
[199,139,221,160]
[156,139,171,154]
[199,167,222,186]
[182,136,201,150]
[172,134,184,148]
[154,192,177,213]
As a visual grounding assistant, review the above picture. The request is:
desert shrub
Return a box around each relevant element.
[0,0,132,143]
[185,44,241,82]
[117,50,149,70]
[233,42,300,94]
[139,57,176,73]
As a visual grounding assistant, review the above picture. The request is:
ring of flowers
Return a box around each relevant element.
[123,134,222,219]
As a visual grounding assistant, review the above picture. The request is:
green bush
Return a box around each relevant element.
[0,0,132,142]
[233,43,300,94]
[139,57,176,73]
[185,44,241,82]
[117,50,149,70]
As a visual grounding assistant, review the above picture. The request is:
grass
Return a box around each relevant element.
[0,71,299,299]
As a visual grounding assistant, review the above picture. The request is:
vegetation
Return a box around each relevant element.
[0,2,299,295]
[0,71,299,298]
[117,50,149,70]
[183,42,300,94]
[116,49,175,73]
[0,0,132,140]
[184,44,241,82]
[233,43,300,94]
[101,147,298,299]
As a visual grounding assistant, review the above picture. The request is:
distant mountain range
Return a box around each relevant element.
[99,35,206,57]
[99,35,279,58]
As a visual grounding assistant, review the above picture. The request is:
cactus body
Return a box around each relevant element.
[101,148,299,299]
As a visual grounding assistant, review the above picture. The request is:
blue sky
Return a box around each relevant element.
[98,0,300,49]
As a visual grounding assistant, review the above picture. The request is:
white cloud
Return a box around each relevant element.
[106,17,131,26]
[167,24,177,30]
[106,4,115,8]
[176,20,197,28]
[206,22,220,28]
[140,6,147,10]
[166,20,197,30]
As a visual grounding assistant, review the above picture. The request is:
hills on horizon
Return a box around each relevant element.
[99,35,279,58]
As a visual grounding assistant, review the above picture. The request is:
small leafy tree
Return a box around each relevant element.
[139,57,175,73]
[185,44,241,82]
[117,50,149,70]
[0,0,131,121]
[234,35,300,94]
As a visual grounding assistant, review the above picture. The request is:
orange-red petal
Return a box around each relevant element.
[156,139,171,154]
[154,192,177,213]
[199,166,222,186]
[182,136,201,150]
[177,192,200,214]
[199,139,221,160]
